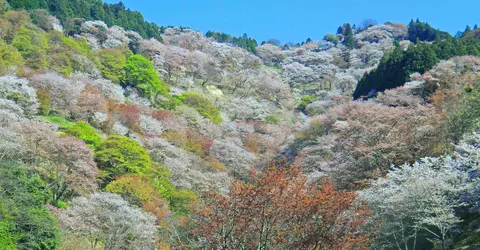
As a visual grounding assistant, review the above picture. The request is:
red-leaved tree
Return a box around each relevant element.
[191,165,372,249]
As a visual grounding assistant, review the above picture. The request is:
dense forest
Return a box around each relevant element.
[0,0,479,249]
[6,0,164,39]
[353,19,480,99]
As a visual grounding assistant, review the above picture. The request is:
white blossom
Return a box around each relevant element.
[60,192,157,250]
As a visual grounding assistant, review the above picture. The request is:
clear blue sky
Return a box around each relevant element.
[105,0,480,44]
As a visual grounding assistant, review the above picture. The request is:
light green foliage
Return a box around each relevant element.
[0,39,23,68]
[92,47,132,83]
[265,115,280,125]
[176,92,223,124]
[0,161,59,249]
[48,52,72,76]
[66,121,102,148]
[0,219,17,250]
[47,31,92,76]
[105,174,156,207]
[94,135,151,183]
[323,34,339,45]
[122,54,170,102]
[147,164,175,200]
[147,164,197,215]
[61,36,90,55]
[12,26,48,69]
[297,95,316,112]
[40,115,74,129]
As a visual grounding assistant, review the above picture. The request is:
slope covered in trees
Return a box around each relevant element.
[0,0,480,249]
[6,0,163,39]
[205,31,258,53]
[353,21,480,99]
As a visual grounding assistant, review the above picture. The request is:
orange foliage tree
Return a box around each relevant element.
[191,165,372,249]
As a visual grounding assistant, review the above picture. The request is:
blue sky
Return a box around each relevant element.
[105,0,480,44]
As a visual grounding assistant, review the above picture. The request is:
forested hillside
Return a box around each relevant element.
[0,0,479,249]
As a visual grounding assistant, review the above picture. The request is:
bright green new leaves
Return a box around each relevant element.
[323,34,339,46]
[122,54,171,102]
[94,135,151,183]
[92,47,132,83]
[66,121,102,148]
[0,39,22,68]
[147,163,175,200]
[12,26,48,69]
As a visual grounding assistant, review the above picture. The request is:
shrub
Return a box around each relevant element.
[66,121,102,148]
[94,135,151,183]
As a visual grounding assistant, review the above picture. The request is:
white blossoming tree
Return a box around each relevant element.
[60,192,157,250]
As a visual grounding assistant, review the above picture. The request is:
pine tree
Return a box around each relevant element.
[343,23,355,49]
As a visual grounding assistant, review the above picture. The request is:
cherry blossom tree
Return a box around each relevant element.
[59,192,157,250]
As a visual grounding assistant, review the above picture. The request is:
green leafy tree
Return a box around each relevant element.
[0,161,59,249]
[66,121,102,148]
[122,54,170,102]
[147,163,175,200]
[94,135,151,183]
[408,19,451,42]
[12,26,48,69]
[323,34,339,45]
[92,47,131,83]
[0,0,10,14]
[6,0,47,10]
[105,174,157,207]
[0,39,23,70]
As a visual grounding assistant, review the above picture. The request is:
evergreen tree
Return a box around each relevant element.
[343,23,355,49]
